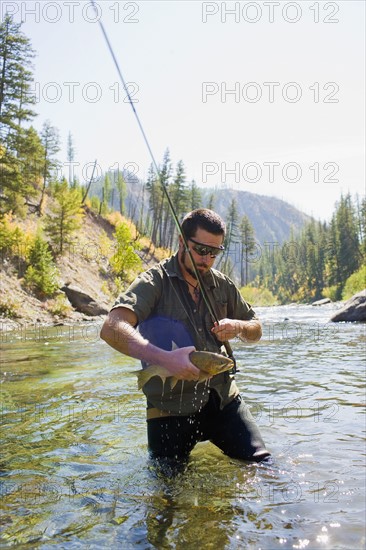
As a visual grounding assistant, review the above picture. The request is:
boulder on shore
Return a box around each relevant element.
[61,284,109,316]
[312,298,332,306]
[330,290,366,322]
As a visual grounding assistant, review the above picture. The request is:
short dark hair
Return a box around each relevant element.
[181,209,226,240]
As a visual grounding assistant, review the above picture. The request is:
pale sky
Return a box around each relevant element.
[4,0,365,221]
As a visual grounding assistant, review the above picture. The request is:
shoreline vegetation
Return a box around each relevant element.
[1,192,365,328]
[1,14,365,329]
[1,190,364,328]
[1,200,364,330]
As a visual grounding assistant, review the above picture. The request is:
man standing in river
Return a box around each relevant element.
[101,209,270,470]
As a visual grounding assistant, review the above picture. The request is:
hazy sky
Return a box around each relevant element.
[4,0,365,220]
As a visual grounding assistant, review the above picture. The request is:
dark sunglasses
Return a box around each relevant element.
[189,237,225,258]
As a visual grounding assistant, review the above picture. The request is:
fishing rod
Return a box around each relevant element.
[91,2,236,365]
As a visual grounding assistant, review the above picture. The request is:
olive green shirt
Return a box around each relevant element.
[112,253,256,415]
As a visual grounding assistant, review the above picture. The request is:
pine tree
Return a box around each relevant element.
[116,171,127,216]
[337,194,361,278]
[167,160,189,249]
[145,164,161,244]
[44,179,84,256]
[137,182,146,234]
[218,198,239,277]
[326,194,360,298]
[313,221,327,297]
[18,126,45,205]
[100,173,112,215]
[0,127,44,215]
[67,131,76,186]
[0,143,23,213]
[0,15,38,213]
[207,193,215,210]
[239,215,256,287]
[324,217,341,297]
[357,195,366,260]
[38,121,60,215]
[81,159,97,204]
[0,15,36,133]
[158,149,172,248]
[189,180,202,210]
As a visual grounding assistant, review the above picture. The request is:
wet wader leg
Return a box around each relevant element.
[209,393,271,462]
[147,415,204,474]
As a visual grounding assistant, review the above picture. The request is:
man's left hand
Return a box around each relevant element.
[211,319,241,341]
[211,318,262,342]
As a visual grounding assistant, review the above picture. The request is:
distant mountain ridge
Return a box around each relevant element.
[201,188,311,245]
[90,172,311,246]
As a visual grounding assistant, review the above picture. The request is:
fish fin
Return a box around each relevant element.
[135,366,170,390]
[170,377,179,389]
[135,366,157,390]
[134,369,148,390]
[171,341,179,351]
[197,372,210,385]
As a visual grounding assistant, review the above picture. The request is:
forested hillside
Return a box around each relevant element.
[255,193,365,302]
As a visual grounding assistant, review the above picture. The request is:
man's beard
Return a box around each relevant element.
[181,249,208,279]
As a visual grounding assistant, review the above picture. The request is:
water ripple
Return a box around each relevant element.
[0,305,365,548]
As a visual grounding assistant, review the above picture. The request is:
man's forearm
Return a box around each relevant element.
[100,317,169,365]
[100,313,199,380]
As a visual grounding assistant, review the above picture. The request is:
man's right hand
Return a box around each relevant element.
[161,346,200,382]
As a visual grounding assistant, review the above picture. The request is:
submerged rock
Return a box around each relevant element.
[330,290,366,322]
[312,298,332,306]
[61,284,109,316]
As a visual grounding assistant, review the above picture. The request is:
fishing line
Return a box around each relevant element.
[91,2,235,364]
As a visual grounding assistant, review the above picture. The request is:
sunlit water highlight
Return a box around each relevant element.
[0,304,365,549]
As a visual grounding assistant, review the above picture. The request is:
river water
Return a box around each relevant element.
[0,304,365,549]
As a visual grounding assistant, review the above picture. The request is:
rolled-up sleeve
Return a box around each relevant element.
[111,268,163,324]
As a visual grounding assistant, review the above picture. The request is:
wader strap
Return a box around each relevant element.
[146,407,176,420]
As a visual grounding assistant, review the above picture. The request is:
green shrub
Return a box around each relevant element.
[342,265,366,300]
[322,285,342,302]
[89,195,101,213]
[0,296,21,318]
[24,235,60,297]
[240,285,278,307]
[0,213,24,258]
[110,222,142,282]
[46,294,73,316]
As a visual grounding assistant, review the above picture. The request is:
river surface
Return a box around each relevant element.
[0,304,365,549]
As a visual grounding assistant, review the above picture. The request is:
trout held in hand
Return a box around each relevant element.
[134,350,234,390]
